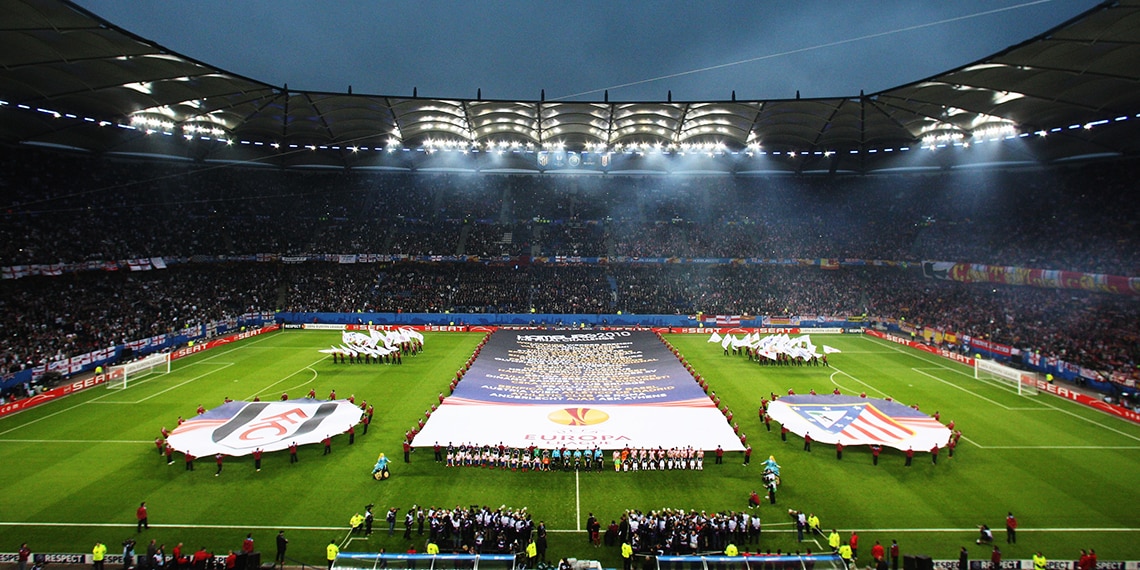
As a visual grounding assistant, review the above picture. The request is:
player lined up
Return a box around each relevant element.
[613,447,705,471]
[441,443,606,471]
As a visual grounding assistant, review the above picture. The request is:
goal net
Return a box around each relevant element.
[107,352,171,389]
[974,357,1039,395]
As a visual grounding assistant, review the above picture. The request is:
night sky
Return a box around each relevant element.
[75,0,1099,102]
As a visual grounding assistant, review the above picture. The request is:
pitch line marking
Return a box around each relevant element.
[93,360,236,403]
[246,358,327,401]
[0,521,1137,534]
[964,443,1140,450]
[0,439,153,444]
[575,469,582,532]
[278,366,322,398]
[864,336,1140,443]
[340,528,360,549]
[829,367,889,398]
[910,368,1020,411]
[130,363,236,403]
[909,366,1047,405]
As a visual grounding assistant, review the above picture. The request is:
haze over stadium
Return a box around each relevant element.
[1,0,1139,567]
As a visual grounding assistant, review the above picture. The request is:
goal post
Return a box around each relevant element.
[107,351,171,389]
[974,357,1039,395]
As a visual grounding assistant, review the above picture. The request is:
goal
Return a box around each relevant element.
[107,351,171,389]
[974,357,1039,395]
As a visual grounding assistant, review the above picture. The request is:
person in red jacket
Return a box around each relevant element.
[193,547,211,568]
[136,502,149,532]
[871,541,885,562]
[803,432,812,452]
[253,448,263,472]
[242,534,254,554]
[904,447,914,467]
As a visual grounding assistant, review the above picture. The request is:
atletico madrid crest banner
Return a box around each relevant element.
[767,395,950,451]
[166,400,362,456]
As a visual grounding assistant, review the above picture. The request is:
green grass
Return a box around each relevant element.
[1,330,1138,565]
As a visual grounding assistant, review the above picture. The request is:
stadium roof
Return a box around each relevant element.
[2,0,1140,174]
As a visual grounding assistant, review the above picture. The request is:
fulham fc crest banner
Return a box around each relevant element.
[167,400,362,456]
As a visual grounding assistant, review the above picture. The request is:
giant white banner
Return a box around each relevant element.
[413,331,744,451]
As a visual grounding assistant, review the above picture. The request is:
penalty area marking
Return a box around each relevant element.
[91,362,236,405]
[909,368,1034,412]
[828,367,889,398]
[247,357,328,401]
[864,335,1140,444]
[911,367,1047,409]
[0,331,279,434]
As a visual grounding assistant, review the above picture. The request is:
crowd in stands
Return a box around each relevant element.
[1,146,1138,394]
[0,264,278,378]
[2,147,1138,275]
[2,261,1137,396]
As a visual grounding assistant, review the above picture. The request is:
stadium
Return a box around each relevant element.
[1,1,1139,569]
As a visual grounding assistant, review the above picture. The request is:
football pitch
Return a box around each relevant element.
[1,329,1138,564]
